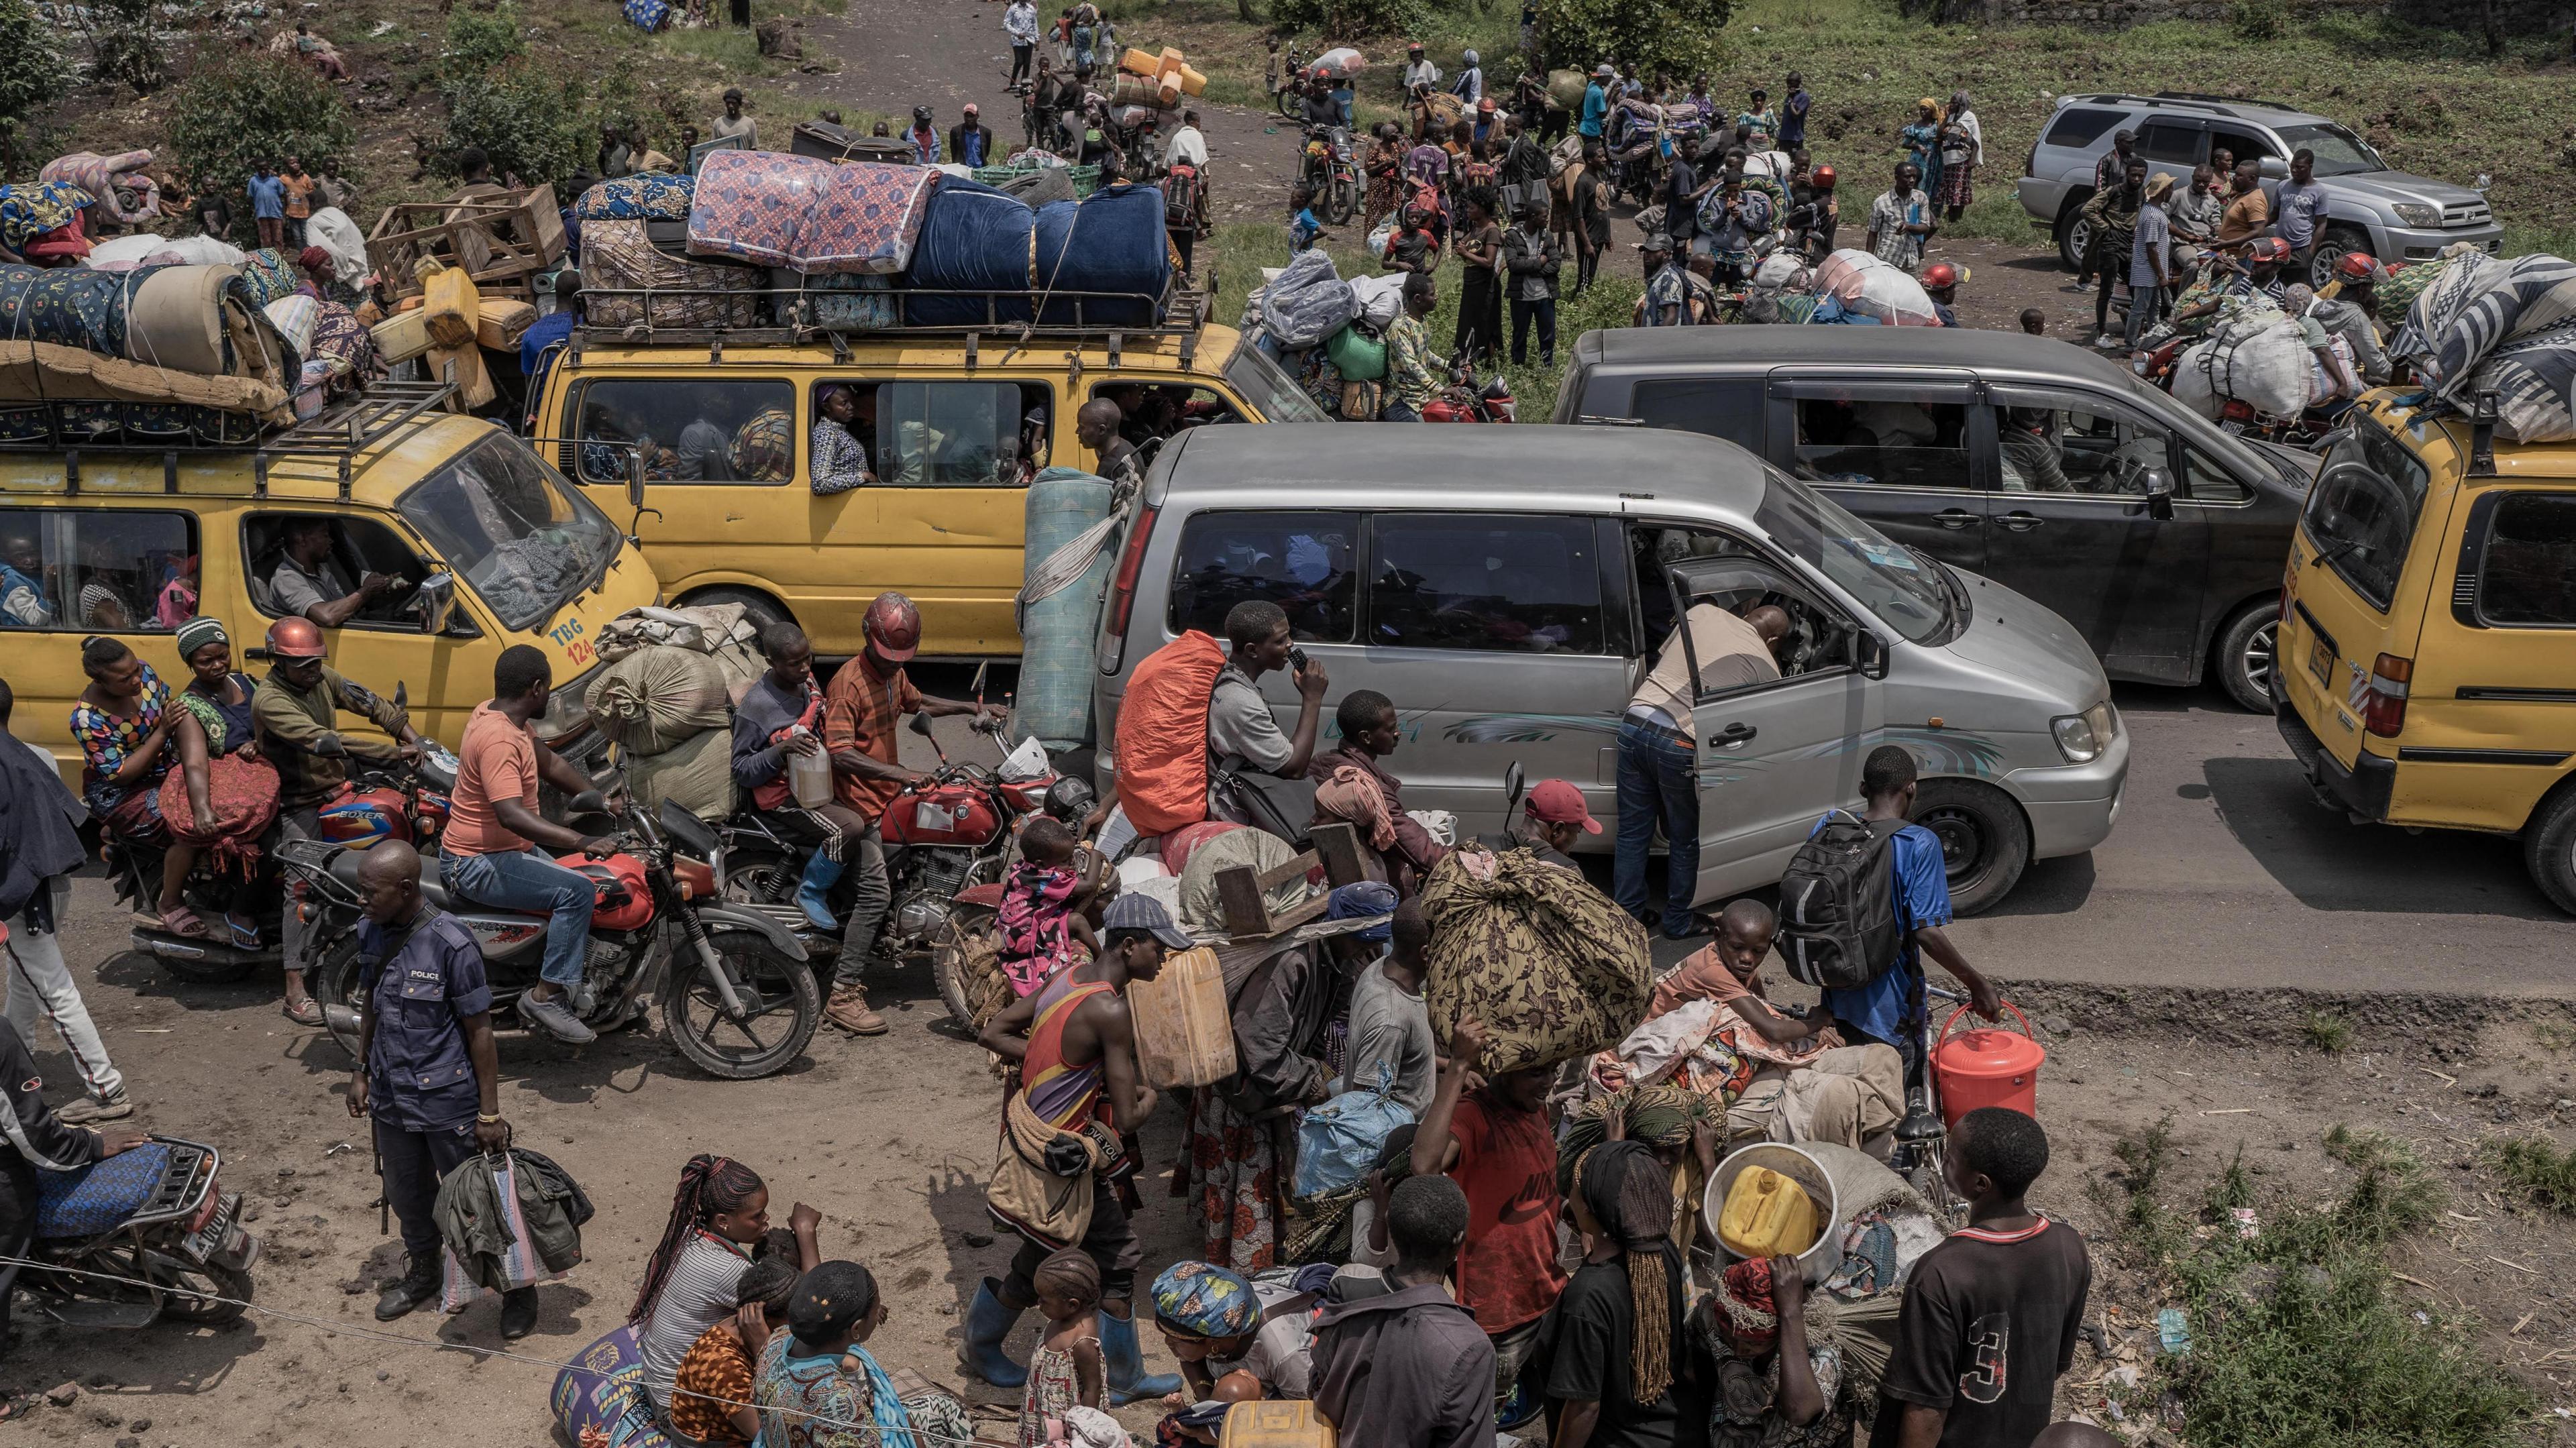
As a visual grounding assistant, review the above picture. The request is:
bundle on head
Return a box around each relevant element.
[1573,1139,1680,1404]
[1556,1085,1719,1194]
[630,1153,765,1322]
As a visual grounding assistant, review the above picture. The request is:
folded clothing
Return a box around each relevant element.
[576,172,695,221]
[687,151,937,275]
[0,182,94,254]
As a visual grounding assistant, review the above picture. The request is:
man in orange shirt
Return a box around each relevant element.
[818,593,1005,1035]
[439,645,617,1044]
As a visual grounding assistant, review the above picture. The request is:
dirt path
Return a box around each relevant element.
[781,0,1305,227]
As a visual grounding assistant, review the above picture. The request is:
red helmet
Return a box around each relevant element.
[2335,251,2383,282]
[1810,164,1835,190]
[2247,236,2290,264]
[863,592,921,663]
[266,616,327,659]
[1921,262,1960,290]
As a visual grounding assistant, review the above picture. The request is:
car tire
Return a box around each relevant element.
[2310,224,2371,291]
[678,586,790,638]
[2522,785,2576,917]
[1910,779,2033,917]
[2212,600,2282,714]
[2055,194,2096,272]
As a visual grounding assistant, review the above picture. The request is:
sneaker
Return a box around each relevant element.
[374,1273,440,1322]
[519,991,597,1045]
[58,1091,133,1125]
[822,984,890,1036]
[2094,333,2122,348]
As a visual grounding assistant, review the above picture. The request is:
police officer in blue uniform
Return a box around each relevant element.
[343,840,533,1337]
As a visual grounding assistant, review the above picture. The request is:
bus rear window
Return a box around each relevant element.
[2301,421,2430,612]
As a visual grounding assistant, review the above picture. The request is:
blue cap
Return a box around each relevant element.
[1324,881,1399,942]
[1102,892,1193,950]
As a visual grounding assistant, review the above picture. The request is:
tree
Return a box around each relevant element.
[439,60,585,188]
[80,0,168,93]
[1539,0,1731,78]
[440,1,529,82]
[169,51,359,238]
[0,0,69,173]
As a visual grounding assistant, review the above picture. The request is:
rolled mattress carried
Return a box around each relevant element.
[687,150,937,275]
[900,179,1040,325]
[1030,181,1170,327]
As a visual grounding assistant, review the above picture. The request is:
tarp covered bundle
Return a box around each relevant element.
[4,262,293,390]
[2391,250,2576,441]
[583,219,762,329]
[687,151,938,275]
[1419,848,1652,1074]
[898,178,1171,327]
[39,150,159,224]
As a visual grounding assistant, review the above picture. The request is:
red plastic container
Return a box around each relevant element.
[1931,1000,2047,1128]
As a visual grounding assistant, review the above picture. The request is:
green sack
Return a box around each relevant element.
[1324,324,1387,382]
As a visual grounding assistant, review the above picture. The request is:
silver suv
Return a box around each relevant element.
[2017,92,2502,288]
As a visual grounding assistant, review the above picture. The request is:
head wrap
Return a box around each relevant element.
[174,615,228,661]
[1949,89,1972,110]
[1031,1247,1101,1305]
[1557,1086,1715,1194]
[1150,1260,1261,1340]
[1572,1139,1680,1404]
[1324,880,1399,942]
[1917,97,1939,115]
[1713,1256,1780,1357]
[298,245,332,271]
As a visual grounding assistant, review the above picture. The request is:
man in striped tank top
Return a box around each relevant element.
[968,894,1190,1405]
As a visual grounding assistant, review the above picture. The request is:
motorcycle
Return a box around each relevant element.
[1422,354,1516,423]
[1267,42,1313,120]
[1301,125,1362,226]
[288,792,822,1081]
[111,703,454,987]
[6,1135,260,1331]
[714,713,1091,1031]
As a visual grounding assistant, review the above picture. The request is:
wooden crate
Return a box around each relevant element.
[366,184,565,300]
[1208,822,1372,939]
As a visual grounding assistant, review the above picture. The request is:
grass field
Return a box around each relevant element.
[1107,0,2576,260]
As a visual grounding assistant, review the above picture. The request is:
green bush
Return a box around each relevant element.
[81,0,167,93]
[439,58,586,188]
[2232,0,2287,41]
[168,52,359,237]
[0,0,70,173]
[441,1,529,82]
[1269,0,1434,43]
[1542,0,1733,76]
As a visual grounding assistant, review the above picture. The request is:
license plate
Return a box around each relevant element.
[182,1192,238,1262]
[2307,635,2334,689]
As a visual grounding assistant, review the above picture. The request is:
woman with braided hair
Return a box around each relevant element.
[1547,1139,1700,1448]
[633,1154,822,1421]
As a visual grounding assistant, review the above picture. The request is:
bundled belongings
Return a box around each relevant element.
[574,173,696,222]
[789,121,919,167]
[0,343,290,425]
[1418,847,1652,1074]
[1016,467,1119,752]
[1258,248,1359,348]
[2390,251,2576,408]
[0,182,95,259]
[1117,44,1209,103]
[432,1146,591,1303]
[588,643,737,822]
[1112,629,1228,838]
[2450,324,2576,444]
[304,207,370,286]
[2171,308,2309,421]
[687,151,938,274]
[582,219,762,330]
[39,151,160,225]
[5,262,295,391]
[898,177,1173,328]
[235,247,304,309]
[900,178,1042,325]
[86,233,245,271]
[1811,249,1940,327]
[1030,181,1170,326]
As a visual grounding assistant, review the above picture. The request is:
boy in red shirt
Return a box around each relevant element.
[1412,1014,1564,1427]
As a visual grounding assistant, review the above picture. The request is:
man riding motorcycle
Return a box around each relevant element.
[729,622,862,936]
[249,616,425,1025]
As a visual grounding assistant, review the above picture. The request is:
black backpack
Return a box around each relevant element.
[1776,811,1907,991]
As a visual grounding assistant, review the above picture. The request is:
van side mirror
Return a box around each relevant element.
[2144,472,2176,520]
[1858,632,1890,680]
[1501,761,1527,817]
[417,571,460,636]
[392,681,407,710]
[628,451,647,510]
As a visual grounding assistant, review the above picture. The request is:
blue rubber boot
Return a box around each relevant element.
[794,848,843,932]
[1100,1302,1181,1405]
[963,1277,1028,1389]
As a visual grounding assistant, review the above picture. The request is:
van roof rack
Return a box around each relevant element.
[570,276,1214,351]
[2147,91,2298,115]
[0,380,461,500]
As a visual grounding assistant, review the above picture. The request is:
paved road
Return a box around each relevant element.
[44,671,2567,1005]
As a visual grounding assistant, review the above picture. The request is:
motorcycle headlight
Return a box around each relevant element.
[2051,701,2118,765]
[2391,203,2438,228]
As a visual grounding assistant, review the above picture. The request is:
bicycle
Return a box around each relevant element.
[1891,983,1967,1217]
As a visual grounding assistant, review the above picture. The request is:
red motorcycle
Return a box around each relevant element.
[286,792,821,1080]
[714,714,1095,1029]
[1423,353,1516,423]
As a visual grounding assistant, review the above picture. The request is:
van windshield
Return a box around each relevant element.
[398,433,621,631]
[1224,335,1330,423]
[1756,471,1957,645]
[2301,419,2430,612]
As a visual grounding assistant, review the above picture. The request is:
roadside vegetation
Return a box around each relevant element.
[2094,1117,2544,1448]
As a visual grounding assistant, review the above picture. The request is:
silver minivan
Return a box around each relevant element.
[1089,425,2129,914]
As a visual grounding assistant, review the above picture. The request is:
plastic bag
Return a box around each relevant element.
[1811,249,1939,327]
[1349,272,1405,328]
[1293,1065,1413,1200]
[1258,247,1358,347]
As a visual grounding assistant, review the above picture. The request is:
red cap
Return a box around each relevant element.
[1525,779,1602,834]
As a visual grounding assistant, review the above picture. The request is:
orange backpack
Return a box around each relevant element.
[1114,630,1228,836]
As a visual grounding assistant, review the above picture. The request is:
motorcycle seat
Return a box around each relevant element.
[324,848,458,911]
[35,1143,175,1239]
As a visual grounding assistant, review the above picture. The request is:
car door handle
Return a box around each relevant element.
[1711,722,1758,748]
[1998,510,2046,532]
[1931,508,1978,530]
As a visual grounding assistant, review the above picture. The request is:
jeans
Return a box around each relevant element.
[1381,400,1422,422]
[1509,295,1556,364]
[832,825,891,991]
[278,806,321,977]
[1010,42,1033,84]
[2124,278,2167,349]
[1613,716,1701,936]
[6,886,123,1102]
[374,1115,474,1274]
[442,847,592,989]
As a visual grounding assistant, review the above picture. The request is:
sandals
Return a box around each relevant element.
[158,905,209,939]
[225,913,264,950]
[282,997,325,1027]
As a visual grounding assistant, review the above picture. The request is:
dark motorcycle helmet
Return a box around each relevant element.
[1043,775,1096,823]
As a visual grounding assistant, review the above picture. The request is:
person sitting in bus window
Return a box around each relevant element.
[270,518,405,629]
[811,385,877,496]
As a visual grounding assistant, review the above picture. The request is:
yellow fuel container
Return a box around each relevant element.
[1221,1400,1336,1448]
[1717,1164,1819,1260]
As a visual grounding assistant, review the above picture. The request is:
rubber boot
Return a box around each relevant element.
[795,849,844,932]
[1100,1301,1181,1405]
[963,1276,1030,1388]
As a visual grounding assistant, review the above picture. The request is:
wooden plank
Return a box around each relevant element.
[1252,850,1320,892]
[1214,865,1271,938]
[1308,822,1366,888]
[1255,891,1333,938]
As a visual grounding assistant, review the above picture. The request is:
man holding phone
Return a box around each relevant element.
[1206,600,1331,827]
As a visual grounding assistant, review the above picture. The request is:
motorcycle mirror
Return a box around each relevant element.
[908,712,936,738]
[970,660,989,700]
[313,734,349,758]
[1502,760,1526,817]
[391,681,407,710]
[567,789,610,816]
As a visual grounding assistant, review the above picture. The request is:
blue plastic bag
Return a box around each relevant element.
[1293,1065,1413,1201]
